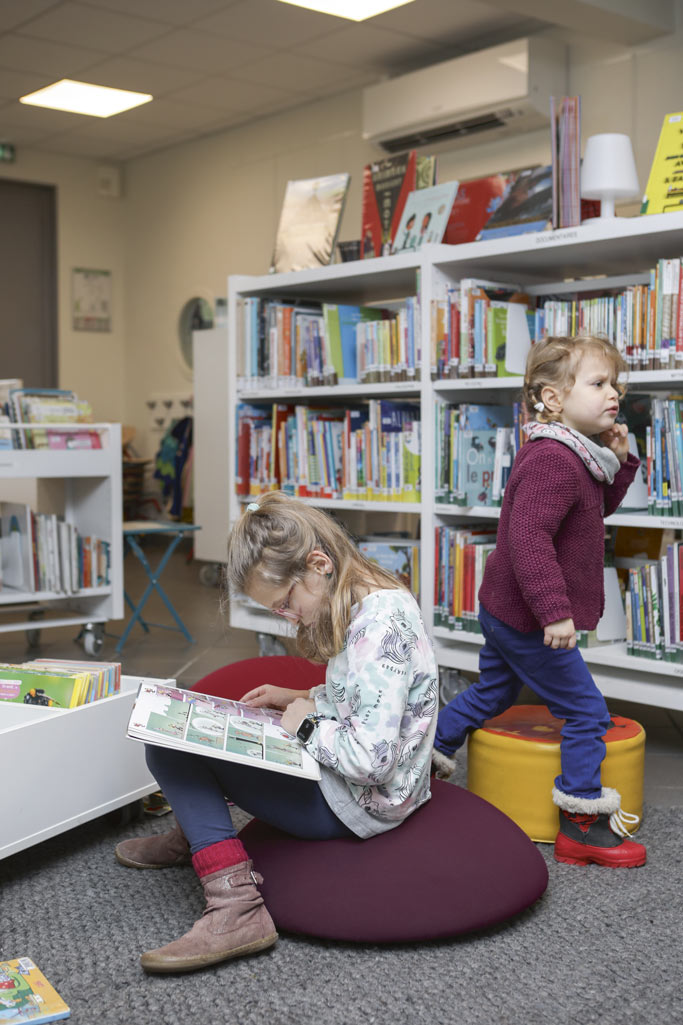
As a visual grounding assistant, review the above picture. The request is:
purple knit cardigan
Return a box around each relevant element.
[479,440,639,632]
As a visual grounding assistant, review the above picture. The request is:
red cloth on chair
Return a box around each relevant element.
[191,655,326,702]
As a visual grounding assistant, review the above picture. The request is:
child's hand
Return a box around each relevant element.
[543,618,576,649]
[239,684,311,710]
[281,697,317,736]
[599,422,629,463]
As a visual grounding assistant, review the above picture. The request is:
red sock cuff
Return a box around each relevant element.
[192,838,248,877]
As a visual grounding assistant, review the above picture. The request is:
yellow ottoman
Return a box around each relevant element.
[467,705,645,843]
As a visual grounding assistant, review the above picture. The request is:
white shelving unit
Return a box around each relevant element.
[0,423,123,651]
[224,212,683,711]
[0,674,158,859]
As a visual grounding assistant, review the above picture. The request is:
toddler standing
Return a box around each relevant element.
[434,335,647,868]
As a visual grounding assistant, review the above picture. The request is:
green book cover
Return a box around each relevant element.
[0,665,85,707]
[322,304,344,381]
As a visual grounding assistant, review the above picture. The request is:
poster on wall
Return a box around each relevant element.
[72,267,112,332]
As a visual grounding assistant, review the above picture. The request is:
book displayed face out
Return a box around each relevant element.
[271,174,350,274]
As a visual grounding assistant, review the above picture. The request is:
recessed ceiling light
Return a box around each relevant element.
[20,79,152,118]
[275,0,416,21]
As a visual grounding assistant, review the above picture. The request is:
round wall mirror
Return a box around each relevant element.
[178,296,214,370]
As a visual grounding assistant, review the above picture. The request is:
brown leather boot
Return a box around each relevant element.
[140,860,278,973]
[115,823,191,869]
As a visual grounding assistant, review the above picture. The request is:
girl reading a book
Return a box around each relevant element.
[116,491,437,973]
[433,334,647,869]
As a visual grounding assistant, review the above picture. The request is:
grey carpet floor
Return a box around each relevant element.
[1,790,681,1025]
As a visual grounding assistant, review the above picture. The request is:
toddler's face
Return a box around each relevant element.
[557,352,620,437]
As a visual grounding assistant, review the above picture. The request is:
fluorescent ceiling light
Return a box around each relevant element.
[20,79,152,118]
[275,0,416,21]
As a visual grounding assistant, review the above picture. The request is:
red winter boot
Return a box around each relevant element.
[553,786,646,868]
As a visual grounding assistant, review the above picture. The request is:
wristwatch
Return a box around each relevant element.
[296,713,325,745]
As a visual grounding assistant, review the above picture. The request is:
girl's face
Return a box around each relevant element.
[247,551,332,628]
[554,352,620,437]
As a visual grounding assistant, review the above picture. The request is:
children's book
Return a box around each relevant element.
[391,181,460,253]
[641,111,683,215]
[361,151,436,258]
[0,665,90,708]
[0,957,70,1022]
[477,165,553,240]
[443,172,516,245]
[127,681,322,781]
[271,173,350,274]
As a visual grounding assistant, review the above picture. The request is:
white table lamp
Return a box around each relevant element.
[580,133,640,219]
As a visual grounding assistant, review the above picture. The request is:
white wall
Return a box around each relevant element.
[0,151,127,424]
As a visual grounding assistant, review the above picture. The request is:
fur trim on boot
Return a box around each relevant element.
[115,823,191,869]
[552,785,621,816]
[140,859,277,973]
[431,747,456,781]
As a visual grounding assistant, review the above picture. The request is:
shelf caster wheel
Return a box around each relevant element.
[199,563,221,588]
[79,623,104,657]
[26,609,45,650]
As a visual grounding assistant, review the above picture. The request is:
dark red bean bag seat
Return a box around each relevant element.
[194,659,548,942]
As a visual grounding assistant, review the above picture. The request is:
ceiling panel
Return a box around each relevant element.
[129,27,274,74]
[0,32,106,76]
[194,0,339,49]
[0,0,62,34]
[76,55,207,95]
[0,67,53,99]
[295,22,444,71]
[18,2,169,53]
[79,0,240,27]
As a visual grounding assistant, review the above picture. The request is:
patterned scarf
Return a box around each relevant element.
[522,420,621,483]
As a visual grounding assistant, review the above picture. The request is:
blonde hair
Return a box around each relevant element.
[224,491,403,663]
[523,334,628,422]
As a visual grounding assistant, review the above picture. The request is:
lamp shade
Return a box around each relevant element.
[580,133,640,218]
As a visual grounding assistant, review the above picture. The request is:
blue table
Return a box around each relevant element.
[116,521,202,653]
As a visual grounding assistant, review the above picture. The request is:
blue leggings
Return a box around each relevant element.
[145,744,354,854]
[435,605,612,800]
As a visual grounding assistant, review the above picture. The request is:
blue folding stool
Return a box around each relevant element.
[116,520,201,653]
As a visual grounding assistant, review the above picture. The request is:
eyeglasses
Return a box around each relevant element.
[272,582,297,620]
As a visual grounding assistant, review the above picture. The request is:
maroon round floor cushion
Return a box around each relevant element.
[239,779,548,942]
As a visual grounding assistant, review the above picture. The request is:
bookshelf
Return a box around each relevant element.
[222,212,683,713]
[0,423,123,653]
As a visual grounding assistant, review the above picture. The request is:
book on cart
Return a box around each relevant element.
[0,956,70,1023]
[127,680,322,781]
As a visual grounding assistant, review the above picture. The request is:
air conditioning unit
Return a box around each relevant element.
[362,37,567,152]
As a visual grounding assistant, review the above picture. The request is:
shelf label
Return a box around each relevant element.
[535,230,580,245]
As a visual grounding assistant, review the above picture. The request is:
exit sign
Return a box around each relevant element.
[0,143,15,162]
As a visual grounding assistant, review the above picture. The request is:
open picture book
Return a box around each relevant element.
[126,680,321,781]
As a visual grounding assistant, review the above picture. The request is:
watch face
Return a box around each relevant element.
[296,718,315,743]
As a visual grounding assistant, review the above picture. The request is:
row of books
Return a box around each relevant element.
[644,398,683,516]
[236,297,420,389]
[431,257,683,380]
[0,659,121,708]
[236,400,421,502]
[624,544,683,662]
[1,386,102,450]
[0,502,111,594]
[433,525,496,632]
[434,401,527,507]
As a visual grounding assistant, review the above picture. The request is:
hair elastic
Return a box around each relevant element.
[533,401,545,413]
[246,502,259,512]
